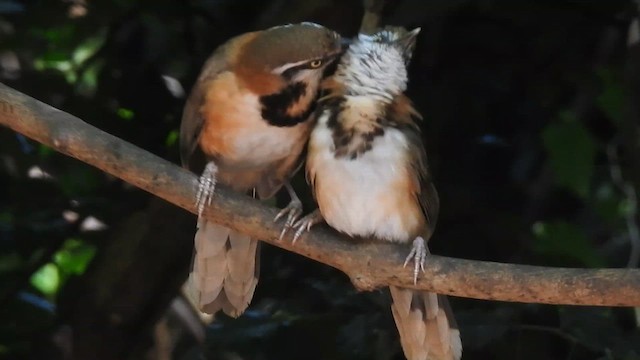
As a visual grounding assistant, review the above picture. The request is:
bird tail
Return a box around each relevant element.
[186,219,259,318]
[389,286,462,360]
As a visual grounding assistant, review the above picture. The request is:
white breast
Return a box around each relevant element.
[231,94,308,168]
[308,108,420,243]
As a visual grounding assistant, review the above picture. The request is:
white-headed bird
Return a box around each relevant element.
[287,27,462,360]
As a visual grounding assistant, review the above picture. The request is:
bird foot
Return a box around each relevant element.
[274,199,303,240]
[289,209,324,245]
[403,236,427,285]
[195,162,218,222]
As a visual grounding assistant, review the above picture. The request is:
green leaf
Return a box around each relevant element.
[76,61,103,96]
[30,263,60,296]
[117,108,135,120]
[165,130,179,147]
[72,32,106,64]
[596,67,625,125]
[36,24,75,45]
[532,221,604,267]
[33,53,74,74]
[53,238,96,275]
[39,51,70,63]
[542,116,596,198]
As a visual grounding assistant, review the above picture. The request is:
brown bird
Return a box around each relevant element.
[179,22,343,317]
[287,28,462,359]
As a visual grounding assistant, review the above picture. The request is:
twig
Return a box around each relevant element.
[1,82,640,306]
[359,0,385,34]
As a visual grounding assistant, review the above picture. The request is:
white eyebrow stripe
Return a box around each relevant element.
[271,59,311,75]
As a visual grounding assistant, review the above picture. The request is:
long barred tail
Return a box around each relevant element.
[186,220,259,318]
[389,286,462,360]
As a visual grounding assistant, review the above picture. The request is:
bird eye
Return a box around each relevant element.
[309,60,323,68]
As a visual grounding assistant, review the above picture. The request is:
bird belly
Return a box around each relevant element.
[308,118,423,243]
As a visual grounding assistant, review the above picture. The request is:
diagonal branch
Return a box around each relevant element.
[1,82,640,307]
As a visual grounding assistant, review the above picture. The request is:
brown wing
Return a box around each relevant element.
[407,129,440,239]
[179,82,206,170]
[389,95,440,239]
[179,36,247,170]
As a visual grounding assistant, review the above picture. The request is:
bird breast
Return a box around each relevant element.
[199,71,311,171]
[307,108,424,243]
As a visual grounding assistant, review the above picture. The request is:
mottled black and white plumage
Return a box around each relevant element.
[288,28,462,360]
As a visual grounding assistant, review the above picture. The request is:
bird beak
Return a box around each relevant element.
[340,37,352,52]
[398,27,421,63]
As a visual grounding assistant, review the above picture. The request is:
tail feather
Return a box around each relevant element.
[193,221,227,305]
[201,289,235,316]
[198,256,226,305]
[226,232,258,282]
[390,286,462,360]
[188,220,259,318]
[194,220,228,256]
[224,231,259,311]
[424,292,439,319]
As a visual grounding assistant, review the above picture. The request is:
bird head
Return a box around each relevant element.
[334,27,421,100]
[238,22,344,93]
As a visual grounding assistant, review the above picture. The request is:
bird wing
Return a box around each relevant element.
[407,128,440,238]
[389,95,440,239]
[179,39,239,170]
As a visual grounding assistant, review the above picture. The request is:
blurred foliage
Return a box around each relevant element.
[30,238,96,297]
[532,220,604,267]
[1,0,640,359]
[542,112,596,198]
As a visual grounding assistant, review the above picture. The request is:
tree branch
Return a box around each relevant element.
[1,82,640,307]
[359,0,385,34]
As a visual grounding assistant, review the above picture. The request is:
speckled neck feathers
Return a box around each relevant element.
[318,30,422,159]
[331,32,410,101]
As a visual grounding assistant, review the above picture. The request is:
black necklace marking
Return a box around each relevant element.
[260,82,314,127]
[322,96,388,160]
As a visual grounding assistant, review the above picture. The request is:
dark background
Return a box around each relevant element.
[1,0,640,359]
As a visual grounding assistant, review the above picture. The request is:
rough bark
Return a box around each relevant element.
[1,82,640,307]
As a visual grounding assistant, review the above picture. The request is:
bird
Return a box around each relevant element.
[179,22,344,317]
[287,27,463,360]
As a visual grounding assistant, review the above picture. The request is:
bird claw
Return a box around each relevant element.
[289,210,323,245]
[291,218,312,245]
[195,162,218,222]
[275,199,303,240]
[403,236,427,285]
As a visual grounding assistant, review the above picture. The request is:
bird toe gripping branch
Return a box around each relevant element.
[403,236,427,285]
[290,209,324,245]
[195,161,218,222]
[275,198,303,240]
